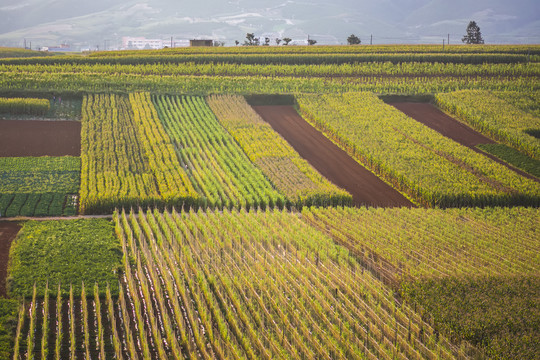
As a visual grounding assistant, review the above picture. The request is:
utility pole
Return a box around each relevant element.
[448,33,450,45]
[171,36,173,48]
[370,34,373,45]
[442,39,445,50]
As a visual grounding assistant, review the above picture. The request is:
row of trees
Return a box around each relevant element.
[239,33,298,46]
[237,21,484,46]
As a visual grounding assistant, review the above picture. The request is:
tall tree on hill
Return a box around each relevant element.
[462,21,484,44]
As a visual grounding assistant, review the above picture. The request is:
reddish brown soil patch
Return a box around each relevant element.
[0,221,21,297]
[0,120,81,157]
[391,103,538,181]
[253,105,414,207]
[391,103,494,147]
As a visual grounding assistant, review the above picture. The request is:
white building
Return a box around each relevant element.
[122,37,165,50]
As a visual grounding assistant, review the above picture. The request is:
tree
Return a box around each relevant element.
[307,39,317,46]
[347,34,361,45]
[244,33,257,46]
[282,37,292,45]
[275,38,282,45]
[235,40,239,46]
[462,21,484,44]
[264,37,270,46]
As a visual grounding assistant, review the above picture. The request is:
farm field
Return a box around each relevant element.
[303,206,540,360]
[253,105,413,207]
[152,94,285,209]
[0,44,539,359]
[389,102,538,180]
[0,157,80,217]
[4,207,539,359]
[207,95,352,207]
[297,92,540,207]
[435,90,540,160]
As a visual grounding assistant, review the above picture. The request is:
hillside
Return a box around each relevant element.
[0,0,538,49]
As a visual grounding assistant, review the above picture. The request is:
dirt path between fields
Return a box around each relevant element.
[0,120,81,157]
[0,221,21,297]
[390,103,538,181]
[253,105,414,208]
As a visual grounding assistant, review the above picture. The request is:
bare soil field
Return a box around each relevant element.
[253,105,414,207]
[391,103,538,181]
[0,221,20,297]
[0,120,81,157]
[391,102,494,146]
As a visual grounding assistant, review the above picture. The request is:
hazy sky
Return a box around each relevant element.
[0,0,538,48]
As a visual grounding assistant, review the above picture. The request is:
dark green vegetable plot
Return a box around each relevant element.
[0,157,80,217]
[7,219,122,297]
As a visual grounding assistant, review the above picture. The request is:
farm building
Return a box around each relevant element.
[190,39,213,47]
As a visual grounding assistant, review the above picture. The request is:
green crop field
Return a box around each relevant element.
[0,44,539,359]
[0,157,80,217]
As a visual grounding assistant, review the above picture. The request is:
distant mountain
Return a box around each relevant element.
[0,0,538,50]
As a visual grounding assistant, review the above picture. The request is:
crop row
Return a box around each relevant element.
[2,62,539,78]
[88,44,540,56]
[0,157,79,194]
[79,93,197,214]
[11,208,466,359]
[80,92,351,213]
[435,90,540,160]
[11,282,118,360]
[0,71,536,96]
[7,206,539,359]
[0,97,49,115]
[303,206,539,284]
[152,94,284,209]
[296,92,540,207]
[0,193,74,217]
[0,156,80,217]
[207,94,351,206]
[302,206,540,359]
[2,52,537,66]
[494,90,540,118]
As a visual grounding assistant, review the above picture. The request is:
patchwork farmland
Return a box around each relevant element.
[0,44,539,360]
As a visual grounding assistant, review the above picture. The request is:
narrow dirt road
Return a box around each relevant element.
[391,103,538,181]
[0,221,21,297]
[253,105,414,207]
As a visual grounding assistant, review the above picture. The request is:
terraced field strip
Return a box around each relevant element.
[391,102,538,181]
[253,105,414,207]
